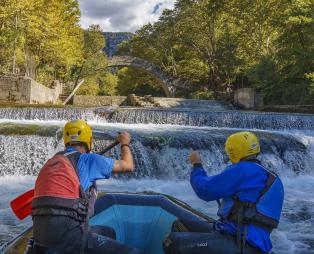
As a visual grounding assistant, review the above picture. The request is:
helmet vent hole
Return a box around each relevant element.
[78,131,81,135]
[66,132,69,136]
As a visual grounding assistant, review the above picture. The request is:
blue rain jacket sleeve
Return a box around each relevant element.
[190,164,245,202]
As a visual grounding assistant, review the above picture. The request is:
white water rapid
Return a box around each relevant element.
[0,107,313,254]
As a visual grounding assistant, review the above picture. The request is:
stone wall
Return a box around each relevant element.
[234,88,264,110]
[30,79,61,104]
[0,76,61,104]
[154,97,231,110]
[73,95,127,107]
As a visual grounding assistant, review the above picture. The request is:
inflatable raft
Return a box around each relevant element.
[2,192,268,254]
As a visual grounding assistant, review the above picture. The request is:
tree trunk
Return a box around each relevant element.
[12,3,18,74]
[24,48,36,79]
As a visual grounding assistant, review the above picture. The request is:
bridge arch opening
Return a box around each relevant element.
[115,66,167,97]
[107,56,176,97]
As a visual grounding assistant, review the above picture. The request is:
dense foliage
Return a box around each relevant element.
[120,0,314,104]
[0,0,83,85]
[0,1,118,96]
[75,25,114,96]
[1,0,313,104]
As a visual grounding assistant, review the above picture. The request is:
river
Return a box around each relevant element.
[0,106,313,254]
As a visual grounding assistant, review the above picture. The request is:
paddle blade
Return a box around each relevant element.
[10,189,34,220]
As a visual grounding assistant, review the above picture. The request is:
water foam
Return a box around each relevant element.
[1,176,313,253]
[0,109,313,253]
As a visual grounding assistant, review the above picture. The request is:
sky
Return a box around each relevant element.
[79,0,175,33]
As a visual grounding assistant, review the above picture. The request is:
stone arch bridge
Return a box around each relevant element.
[108,56,183,97]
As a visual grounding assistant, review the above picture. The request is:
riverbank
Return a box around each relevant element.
[0,97,313,115]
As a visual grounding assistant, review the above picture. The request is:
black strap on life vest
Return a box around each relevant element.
[58,150,93,254]
[32,150,96,254]
[57,150,96,219]
[61,150,92,206]
[226,161,278,254]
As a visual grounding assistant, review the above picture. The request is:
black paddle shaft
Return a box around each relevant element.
[97,141,120,155]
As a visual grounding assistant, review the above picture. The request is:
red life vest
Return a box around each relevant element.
[32,151,97,222]
[34,153,80,199]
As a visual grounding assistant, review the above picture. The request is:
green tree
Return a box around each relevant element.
[117,67,166,96]
[0,0,31,74]
[248,0,314,104]
[76,77,99,96]
[0,0,83,85]
[120,0,313,104]
[76,25,108,95]
[28,0,82,79]
[98,73,118,96]
[274,0,314,104]
[120,0,241,97]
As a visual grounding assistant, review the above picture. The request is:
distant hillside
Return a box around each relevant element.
[103,32,134,57]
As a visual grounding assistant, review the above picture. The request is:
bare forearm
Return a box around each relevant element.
[112,145,134,173]
[120,145,134,171]
[112,132,134,173]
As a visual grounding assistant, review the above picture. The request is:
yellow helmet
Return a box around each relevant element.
[63,120,93,151]
[224,131,260,163]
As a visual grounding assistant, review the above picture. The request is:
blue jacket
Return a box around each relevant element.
[190,161,284,253]
[65,147,115,191]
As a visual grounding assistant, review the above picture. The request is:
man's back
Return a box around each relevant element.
[190,161,284,253]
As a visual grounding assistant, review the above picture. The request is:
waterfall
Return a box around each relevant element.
[108,109,314,130]
[0,108,97,121]
[0,122,311,177]
[0,135,63,176]
[1,107,313,130]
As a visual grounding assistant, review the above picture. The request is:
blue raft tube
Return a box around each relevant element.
[2,192,273,254]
